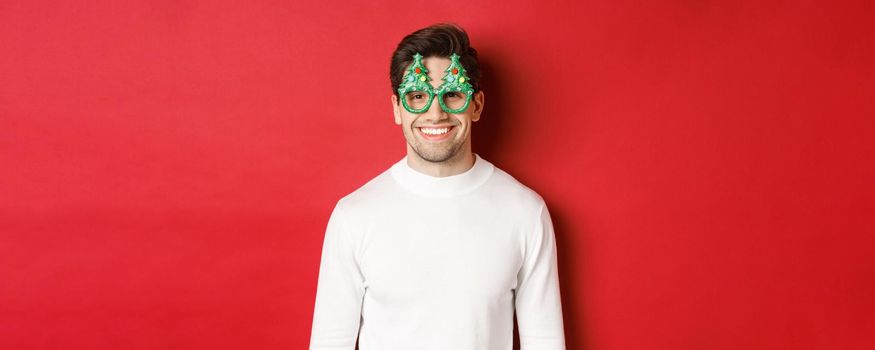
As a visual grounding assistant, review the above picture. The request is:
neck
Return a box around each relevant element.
[406,143,475,177]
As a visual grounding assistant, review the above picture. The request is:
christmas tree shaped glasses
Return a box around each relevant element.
[398,53,475,114]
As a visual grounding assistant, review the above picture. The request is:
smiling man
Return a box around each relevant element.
[309,23,567,350]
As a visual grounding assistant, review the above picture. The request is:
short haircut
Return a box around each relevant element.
[389,23,481,101]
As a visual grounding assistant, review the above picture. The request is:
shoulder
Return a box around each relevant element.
[486,164,547,213]
[462,160,549,234]
[331,164,401,221]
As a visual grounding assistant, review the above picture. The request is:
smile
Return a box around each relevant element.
[417,126,455,141]
[421,127,450,135]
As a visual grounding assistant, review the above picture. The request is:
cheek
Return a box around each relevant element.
[405,117,417,128]
[402,116,418,131]
[457,115,474,127]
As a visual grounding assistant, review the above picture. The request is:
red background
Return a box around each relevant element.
[1,1,873,349]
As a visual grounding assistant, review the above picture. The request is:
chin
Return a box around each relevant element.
[415,144,464,163]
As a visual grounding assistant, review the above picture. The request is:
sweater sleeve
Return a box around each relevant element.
[515,202,567,349]
[309,201,365,350]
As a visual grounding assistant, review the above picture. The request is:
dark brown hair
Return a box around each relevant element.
[390,23,481,100]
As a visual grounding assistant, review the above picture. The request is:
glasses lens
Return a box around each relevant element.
[441,90,469,111]
[404,90,431,111]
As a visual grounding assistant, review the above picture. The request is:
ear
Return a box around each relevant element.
[471,91,485,122]
[391,94,401,125]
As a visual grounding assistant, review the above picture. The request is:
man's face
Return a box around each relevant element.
[391,56,485,163]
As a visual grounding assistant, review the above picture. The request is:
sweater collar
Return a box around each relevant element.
[390,153,495,197]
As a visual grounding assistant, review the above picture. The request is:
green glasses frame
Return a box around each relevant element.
[397,53,475,114]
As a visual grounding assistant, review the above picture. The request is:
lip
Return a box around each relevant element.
[416,125,456,142]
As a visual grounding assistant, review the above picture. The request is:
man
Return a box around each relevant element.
[309,23,566,350]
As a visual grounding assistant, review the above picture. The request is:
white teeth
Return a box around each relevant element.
[421,127,450,135]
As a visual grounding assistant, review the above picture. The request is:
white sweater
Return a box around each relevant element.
[309,153,566,350]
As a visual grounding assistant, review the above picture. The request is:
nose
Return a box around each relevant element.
[422,94,448,121]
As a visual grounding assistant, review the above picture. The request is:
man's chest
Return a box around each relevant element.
[357,214,524,306]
